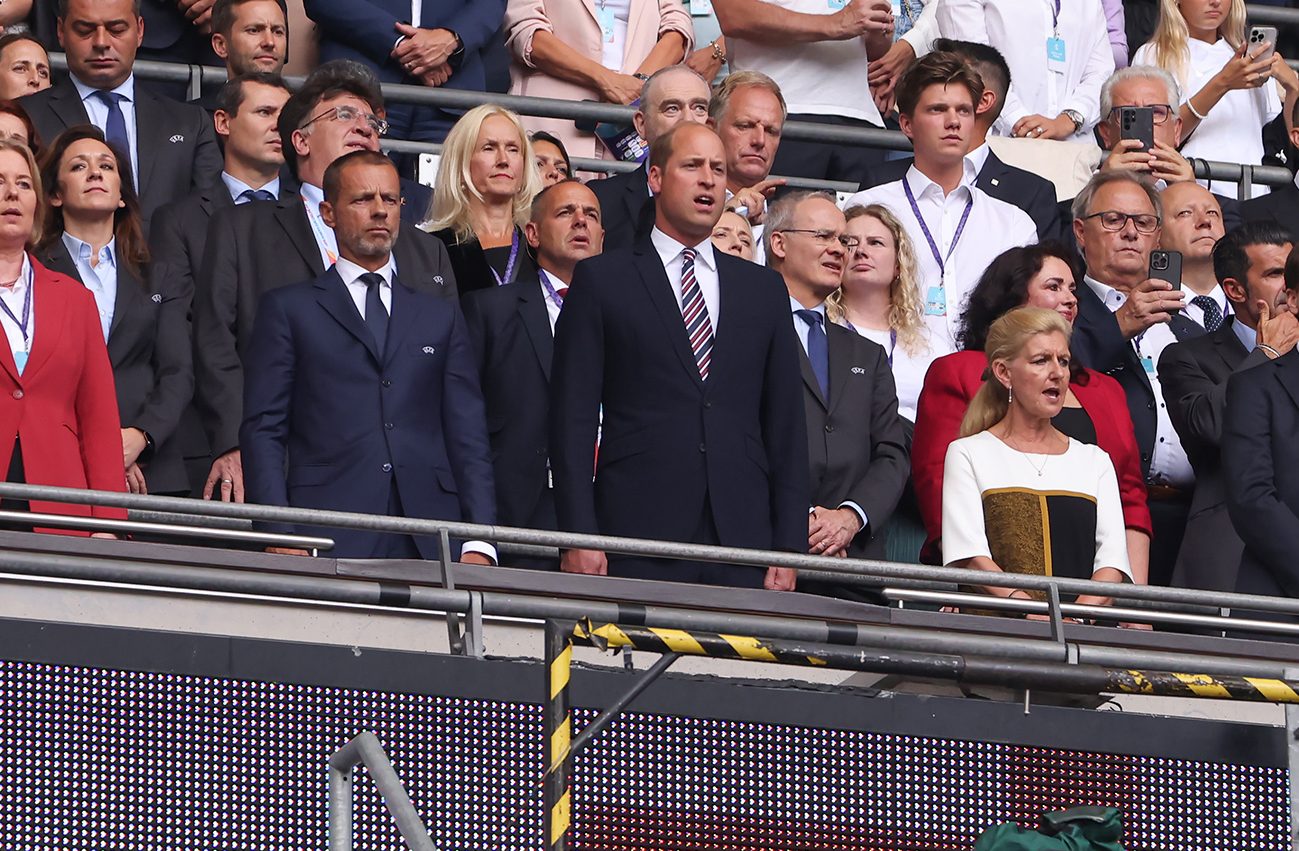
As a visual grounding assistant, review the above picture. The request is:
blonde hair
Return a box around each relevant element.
[421,104,541,243]
[0,138,42,247]
[827,204,927,356]
[1147,0,1246,87]
[958,307,1072,438]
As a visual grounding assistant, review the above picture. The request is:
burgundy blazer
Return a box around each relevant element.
[911,350,1151,564]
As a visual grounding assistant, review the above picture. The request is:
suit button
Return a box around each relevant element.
[382,379,392,388]
[703,401,712,409]
[1146,400,1155,410]
[384,423,394,430]
[698,443,706,453]
[382,462,393,473]
[10,389,20,400]
[824,424,834,433]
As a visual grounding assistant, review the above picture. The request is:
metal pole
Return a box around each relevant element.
[560,650,680,766]
[544,620,573,851]
[328,732,438,851]
[328,749,354,851]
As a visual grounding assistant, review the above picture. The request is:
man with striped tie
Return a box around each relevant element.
[550,123,809,589]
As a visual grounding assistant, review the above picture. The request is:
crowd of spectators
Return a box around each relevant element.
[2,0,1299,627]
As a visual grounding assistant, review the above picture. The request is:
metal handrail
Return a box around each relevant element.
[0,509,333,551]
[329,732,437,851]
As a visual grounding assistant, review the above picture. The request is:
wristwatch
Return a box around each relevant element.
[1062,109,1085,134]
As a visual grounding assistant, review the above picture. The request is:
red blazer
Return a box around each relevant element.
[912,350,1151,564]
[0,257,125,526]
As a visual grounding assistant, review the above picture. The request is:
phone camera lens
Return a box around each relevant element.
[1152,255,1168,271]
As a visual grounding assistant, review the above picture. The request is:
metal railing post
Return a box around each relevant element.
[328,732,438,851]
[544,620,573,851]
[328,752,354,851]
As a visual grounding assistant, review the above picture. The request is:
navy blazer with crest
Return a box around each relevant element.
[550,237,809,555]
[240,266,495,558]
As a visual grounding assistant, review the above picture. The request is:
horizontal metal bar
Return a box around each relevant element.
[0,509,333,550]
[1247,5,1299,26]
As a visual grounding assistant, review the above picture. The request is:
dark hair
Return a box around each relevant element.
[211,0,287,37]
[530,130,571,174]
[0,33,48,64]
[895,51,984,118]
[958,242,1084,382]
[0,99,41,156]
[529,177,589,221]
[277,60,383,179]
[1213,222,1295,290]
[57,0,141,16]
[215,71,290,118]
[322,149,395,206]
[930,38,1009,120]
[36,125,149,277]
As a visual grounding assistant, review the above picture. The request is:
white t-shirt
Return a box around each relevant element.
[726,0,885,125]
[1134,38,1281,199]
[846,322,940,423]
[597,0,633,71]
[942,430,1132,581]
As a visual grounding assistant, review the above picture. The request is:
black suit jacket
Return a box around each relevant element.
[802,322,909,559]
[461,275,556,534]
[860,151,1062,242]
[35,239,192,494]
[429,226,534,297]
[1072,278,1205,477]
[1240,184,1299,231]
[551,243,809,554]
[1224,349,1299,616]
[587,165,654,250]
[194,195,459,458]
[1159,319,1270,592]
[22,78,222,227]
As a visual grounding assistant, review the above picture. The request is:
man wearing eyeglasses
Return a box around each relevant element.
[193,61,457,505]
[1071,169,1205,586]
[765,190,907,573]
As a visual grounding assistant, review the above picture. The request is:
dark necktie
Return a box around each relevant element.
[679,247,714,380]
[360,272,388,355]
[796,308,830,402]
[238,188,275,204]
[1191,295,1223,333]
[92,90,129,156]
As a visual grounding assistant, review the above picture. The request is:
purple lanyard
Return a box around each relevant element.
[1048,0,1060,32]
[903,179,973,283]
[538,268,565,310]
[0,264,33,350]
[489,228,521,287]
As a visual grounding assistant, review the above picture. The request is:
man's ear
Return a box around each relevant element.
[211,32,229,62]
[975,89,996,117]
[647,164,663,195]
[1222,276,1248,307]
[292,128,310,159]
[214,109,231,139]
[319,199,335,230]
[524,220,541,250]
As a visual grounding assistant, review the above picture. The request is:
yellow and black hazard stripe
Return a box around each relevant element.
[574,620,829,667]
[544,624,574,851]
[1108,670,1299,703]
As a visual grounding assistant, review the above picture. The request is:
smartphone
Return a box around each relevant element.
[1119,106,1154,152]
[1149,250,1183,299]
[1250,26,1278,63]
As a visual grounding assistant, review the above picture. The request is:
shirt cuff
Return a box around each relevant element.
[460,540,497,564]
[838,501,869,536]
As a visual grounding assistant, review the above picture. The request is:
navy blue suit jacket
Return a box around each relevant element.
[240,267,495,558]
[550,240,809,554]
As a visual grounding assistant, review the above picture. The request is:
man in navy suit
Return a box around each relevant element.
[301,0,506,142]
[551,123,809,589]
[241,150,495,562]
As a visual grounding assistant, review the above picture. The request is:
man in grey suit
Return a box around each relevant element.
[765,191,909,562]
[1159,223,1299,592]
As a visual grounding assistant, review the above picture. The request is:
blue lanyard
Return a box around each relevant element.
[0,263,34,350]
[903,179,973,283]
[538,268,565,310]
[489,228,521,287]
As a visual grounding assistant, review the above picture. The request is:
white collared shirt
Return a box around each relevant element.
[335,256,394,318]
[299,182,339,269]
[537,267,567,332]
[1181,282,1232,330]
[61,233,117,342]
[222,171,281,204]
[1083,274,1194,488]
[0,254,35,365]
[938,0,1115,139]
[71,73,139,188]
[650,227,721,327]
[842,160,1038,352]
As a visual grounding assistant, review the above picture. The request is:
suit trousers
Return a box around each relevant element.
[1149,492,1192,589]
[604,495,764,589]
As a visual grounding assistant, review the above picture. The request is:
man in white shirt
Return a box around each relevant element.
[843,51,1037,352]
[1159,181,1229,332]
[712,0,895,185]
[938,0,1114,141]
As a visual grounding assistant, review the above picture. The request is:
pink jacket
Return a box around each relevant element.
[505,0,694,161]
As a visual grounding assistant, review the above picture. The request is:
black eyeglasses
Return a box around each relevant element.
[776,229,860,249]
[1083,210,1161,234]
[301,104,389,136]
[1106,104,1175,125]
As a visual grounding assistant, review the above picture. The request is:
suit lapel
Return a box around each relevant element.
[47,80,91,132]
[633,241,703,388]
[625,167,650,237]
[384,278,424,363]
[131,89,163,200]
[1169,311,1206,343]
[1214,319,1248,370]
[315,268,380,363]
[517,280,554,382]
[1275,349,1299,411]
[107,264,142,345]
[826,324,855,413]
[798,347,827,409]
[277,197,327,276]
[23,267,66,381]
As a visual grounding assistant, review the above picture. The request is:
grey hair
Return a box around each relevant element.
[1099,65,1182,122]
[764,190,836,264]
[1070,170,1163,235]
[709,70,788,124]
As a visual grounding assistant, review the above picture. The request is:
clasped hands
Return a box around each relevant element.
[392,22,458,87]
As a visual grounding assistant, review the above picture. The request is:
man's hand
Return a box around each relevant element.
[392,23,460,78]
[420,65,453,87]
[90,532,118,540]
[1148,141,1195,183]
[126,463,147,495]
[203,449,244,502]
[807,506,861,557]
[831,0,893,41]
[725,177,786,225]
[1257,298,1299,357]
[122,427,148,468]
[560,548,608,575]
[596,70,645,106]
[764,566,797,591]
[867,39,914,115]
[461,552,494,566]
[178,0,216,25]
[1114,278,1183,340]
[267,546,310,556]
[1012,113,1075,140]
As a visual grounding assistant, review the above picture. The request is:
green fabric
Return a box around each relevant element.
[974,807,1125,850]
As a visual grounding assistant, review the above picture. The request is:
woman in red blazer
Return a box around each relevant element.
[0,137,124,529]
[913,243,1152,582]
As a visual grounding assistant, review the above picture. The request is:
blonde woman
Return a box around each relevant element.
[422,105,543,296]
[942,307,1131,618]
[1134,0,1299,198]
[828,204,934,422]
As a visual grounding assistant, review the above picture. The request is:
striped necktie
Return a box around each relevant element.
[679,247,714,380]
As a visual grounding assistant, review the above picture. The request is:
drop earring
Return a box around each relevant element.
[1007,385,1013,405]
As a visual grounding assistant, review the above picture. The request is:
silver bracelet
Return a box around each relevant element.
[1260,343,1281,359]
[1186,97,1208,120]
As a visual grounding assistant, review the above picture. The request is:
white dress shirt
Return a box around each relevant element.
[221,171,282,204]
[651,226,721,326]
[71,74,139,189]
[1084,275,1194,487]
[537,267,567,332]
[0,254,35,369]
[842,159,1038,352]
[1181,282,1232,330]
[333,256,496,563]
[300,182,340,269]
[938,0,1115,139]
[597,0,632,71]
[61,233,117,342]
